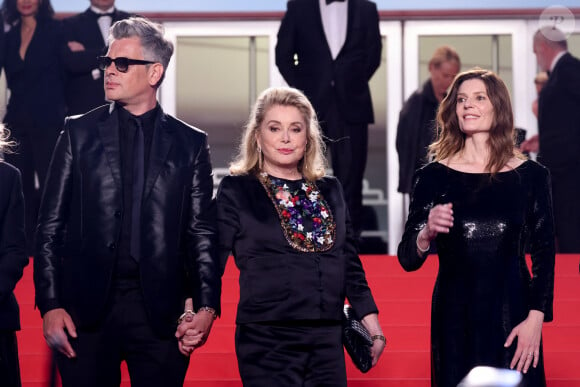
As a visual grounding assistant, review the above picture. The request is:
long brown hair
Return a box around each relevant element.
[430,68,524,174]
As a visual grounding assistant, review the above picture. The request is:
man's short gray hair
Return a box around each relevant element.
[109,16,174,86]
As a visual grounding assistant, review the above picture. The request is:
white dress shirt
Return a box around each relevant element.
[91,5,115,44]
[319,0,348,59]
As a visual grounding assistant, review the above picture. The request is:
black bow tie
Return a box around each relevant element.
[93,11,114,18]
[326,0,346,4]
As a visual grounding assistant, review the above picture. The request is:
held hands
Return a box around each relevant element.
[175,298,215,356]
[42,308,77,358]
[504,310,545,374]
[417,203,454,253]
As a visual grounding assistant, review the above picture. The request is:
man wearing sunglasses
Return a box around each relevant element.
[34,16,220,387]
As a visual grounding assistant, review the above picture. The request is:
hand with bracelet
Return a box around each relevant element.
[416,203,454,255]
[175,298,217,356]
[361,313,386,367]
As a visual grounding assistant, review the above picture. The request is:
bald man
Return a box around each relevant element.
[532,27,580,254]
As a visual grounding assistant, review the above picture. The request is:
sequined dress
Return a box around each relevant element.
[397,160,555,387]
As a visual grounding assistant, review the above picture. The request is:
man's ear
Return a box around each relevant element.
[148,63,164,86]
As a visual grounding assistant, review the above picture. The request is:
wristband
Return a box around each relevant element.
[197,306,217,320]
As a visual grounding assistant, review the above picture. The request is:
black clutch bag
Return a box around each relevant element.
[342,304,373,373]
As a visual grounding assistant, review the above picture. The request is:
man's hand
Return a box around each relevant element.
[520,134,539,153]
[67,41,85,52]
[175,298,215,356]
[43,308,77,358]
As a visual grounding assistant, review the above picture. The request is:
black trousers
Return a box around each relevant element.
[321,97,369,242]
[0,331,22,387]
[235,321,346,387]
[55,288,189,387]
[4,125,60,255]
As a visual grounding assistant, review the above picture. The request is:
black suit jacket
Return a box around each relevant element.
[537,52,580,172]
[34,104,220,337]
[396,79,438,194]
[216,174,377,324]
[275,0,382,125]
[0,161,28,331]
[62,8,132,115]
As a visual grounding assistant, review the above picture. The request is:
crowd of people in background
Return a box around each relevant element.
[0,0,576,386]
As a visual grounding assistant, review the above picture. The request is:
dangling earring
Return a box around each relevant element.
[257,146,262,170]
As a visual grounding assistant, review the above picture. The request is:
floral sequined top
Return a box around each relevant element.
[259,173,336,252]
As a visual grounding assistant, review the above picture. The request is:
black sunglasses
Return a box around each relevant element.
[97,56,156,73]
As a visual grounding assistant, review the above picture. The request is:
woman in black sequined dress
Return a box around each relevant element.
[398,69,555,387]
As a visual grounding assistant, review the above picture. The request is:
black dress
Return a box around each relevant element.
[2,18,67,253]
[398,160,555,387]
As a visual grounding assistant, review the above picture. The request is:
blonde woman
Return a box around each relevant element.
[214,86,385,386]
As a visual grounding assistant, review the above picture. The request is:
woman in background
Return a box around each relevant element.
[1,0,66,254]
[398,68,555,387]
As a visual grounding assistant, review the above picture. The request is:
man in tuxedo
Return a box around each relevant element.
[62,0,131,115]
[532,26,580,254]
[34,16,220,386]
[275,0,382,243]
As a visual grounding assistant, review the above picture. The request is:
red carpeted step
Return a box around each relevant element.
[346,351,430,378]
[545,351,580,378]
[14,254,580,387]
[18,352,53,381]
[543,325,580,350]
[381,325,430,351]
[545,382,580,387]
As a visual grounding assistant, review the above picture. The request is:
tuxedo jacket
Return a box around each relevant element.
[62,8,131,115]
[216,174,378,324]
[34,104,220,337]
[0,162,28,331]
[537,52,580,173]
[275,0,382,125]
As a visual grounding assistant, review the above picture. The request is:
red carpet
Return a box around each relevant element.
[15,254,580,386]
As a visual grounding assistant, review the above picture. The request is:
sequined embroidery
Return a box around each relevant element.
[259,173,336,252]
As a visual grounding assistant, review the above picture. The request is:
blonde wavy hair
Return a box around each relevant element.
[229,86,327,181]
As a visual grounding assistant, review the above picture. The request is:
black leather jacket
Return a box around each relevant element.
[34,104,220,337]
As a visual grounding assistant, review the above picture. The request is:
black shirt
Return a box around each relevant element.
[114,104,159,286]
